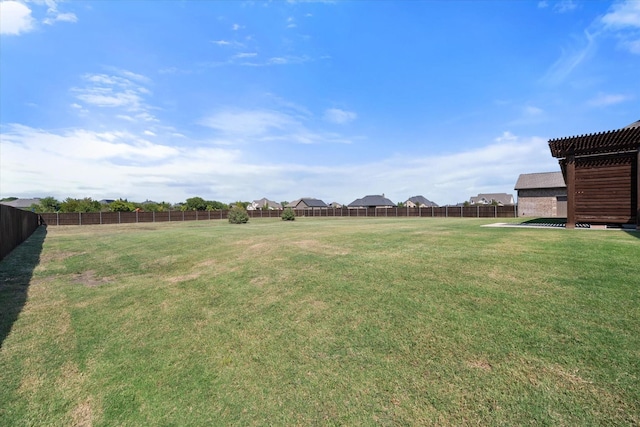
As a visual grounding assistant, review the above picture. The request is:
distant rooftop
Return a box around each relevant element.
[515,172,566,190]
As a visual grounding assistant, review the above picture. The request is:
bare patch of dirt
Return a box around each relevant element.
[292,240,350,256]
[467,359,493,371]
[71,398,93,427]
[40,251,82,264]
[165,272,201,283]
[73,271,111,287]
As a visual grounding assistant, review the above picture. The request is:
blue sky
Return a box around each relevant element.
[1,0,638,205]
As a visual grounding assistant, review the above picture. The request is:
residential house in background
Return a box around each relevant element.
[405,195,438,208]
[328,202,343,208]
[514,172,566,218]
[0,198,41,210]
[469,193,514,206]
[248,198,282,210]
[287,198,328,209]
[549,120,639,228]
[348,195,396,209]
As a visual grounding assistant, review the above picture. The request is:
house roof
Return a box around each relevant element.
[252,198,282,209]
[0,198,41,209]
[549,124,640,158]
[623,119,640,129]
[514,172,566,190]
[288,198,327,208]
[406,195,438,207]
[470,193,514,205]
[348,195,395,207]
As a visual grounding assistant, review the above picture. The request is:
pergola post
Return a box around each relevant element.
[566,155,576,229]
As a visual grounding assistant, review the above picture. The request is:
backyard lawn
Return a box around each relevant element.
[1,218,638,426]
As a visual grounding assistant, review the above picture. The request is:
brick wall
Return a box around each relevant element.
[517,188,567,217]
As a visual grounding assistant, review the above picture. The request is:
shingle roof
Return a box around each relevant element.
[348,195,395,207]
[514,172,566,190]
[288,198,327,208]
[0,198,41,209]
[252,198,282,209]
[406,195,438,207]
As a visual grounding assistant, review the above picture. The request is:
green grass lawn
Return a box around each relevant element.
[1,218,638,426]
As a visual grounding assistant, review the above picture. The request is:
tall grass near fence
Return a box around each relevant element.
[1,218,638,425]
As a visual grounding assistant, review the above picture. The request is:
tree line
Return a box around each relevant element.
[22,196,240,213]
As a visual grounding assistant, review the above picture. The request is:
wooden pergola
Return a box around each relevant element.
[549,124,640,229]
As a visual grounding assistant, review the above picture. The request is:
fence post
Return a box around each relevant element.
[119,211,121,224]
[79,212,82,226]
[153,211,156,222]
[182,211,185,221]
[446,206,448,218]
[460,206,463,217]
[136,210,139,223]
[100,211,102,225]
[57,212,59,226]
[494,205,497,218]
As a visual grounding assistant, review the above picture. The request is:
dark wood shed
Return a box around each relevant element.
[548,121,640,229]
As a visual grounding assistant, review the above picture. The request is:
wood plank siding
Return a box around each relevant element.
[549,125,640,228]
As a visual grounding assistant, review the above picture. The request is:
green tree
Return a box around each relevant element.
[109,199,136,212]
[397,202,406,208]
[184,197,208,211]
[281,207,296,221]
[206,200,227,210]
[29,196,60,213]
[60,197,101,213]
[228,204,249,224]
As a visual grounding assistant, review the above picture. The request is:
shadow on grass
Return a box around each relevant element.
[623,228,640,239]
[0,226,47,349]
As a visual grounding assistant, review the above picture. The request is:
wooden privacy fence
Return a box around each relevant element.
[40,205,518,226]
[0,205,41,261]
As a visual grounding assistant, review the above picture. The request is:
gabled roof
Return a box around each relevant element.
[252,198,282,209]
[300,198,327,208]
[0,198,41,209]
[470,193,514,205]
[514,172,566,190]
[288,198,327,208]
[406,195,438,207]
[348,195,395,207]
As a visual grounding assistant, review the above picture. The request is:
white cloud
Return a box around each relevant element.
[324,108,357,124]
[601,1,640,29]
[43,11,77,25]
[200,110,295,137]
[554,0,577,13]
[541,30,596,84]
[71,71,157,122]
[199,108,354,145]
[600,0,640,54]
[0,120,556,205]
[0,1,35,35]
[587,92,632,107]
